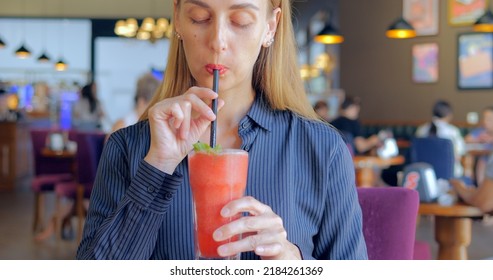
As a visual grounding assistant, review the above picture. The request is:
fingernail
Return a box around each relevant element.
[213,230,223,240]
[256,246,265,254]
[221,208,230,217]
[217,245,227,256]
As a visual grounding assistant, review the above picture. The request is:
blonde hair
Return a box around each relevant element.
[141,0,318,120]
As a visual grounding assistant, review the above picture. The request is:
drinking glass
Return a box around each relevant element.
[188,149,248,260]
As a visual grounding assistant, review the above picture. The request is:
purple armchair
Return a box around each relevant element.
[54,130,106,241]
[357,187,419,260]
[30,128,74,233]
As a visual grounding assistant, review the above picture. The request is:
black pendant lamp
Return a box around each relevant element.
[0,37,6,48]
[55,58,68,71]
[314,22,344,44]
[473,10,493,32]
[15,44,31,58]
[37,52,51,63]
[386,17,416,39]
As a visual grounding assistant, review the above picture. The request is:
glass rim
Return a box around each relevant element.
[189,148,248,155]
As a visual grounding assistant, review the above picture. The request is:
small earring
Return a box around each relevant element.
[175,32,182,39]
[265,38,274,47]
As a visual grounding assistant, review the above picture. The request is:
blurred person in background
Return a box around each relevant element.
[465,106,493,185]
[450,153,493,213]
[331,96,381,155]
[416,100,465,178]
[111,73,161,133]
[313,100,330,122]
[73,82,105,131]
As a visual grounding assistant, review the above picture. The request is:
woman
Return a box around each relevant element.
[466,106,493,146]
[416,100,465,178]
[465,106,493,185]
[450,153,493,213]
[77,0,367,260]
[73,82,105,130]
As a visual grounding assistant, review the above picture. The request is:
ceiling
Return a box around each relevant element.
[0,0,330,32]
[0,0,175,19]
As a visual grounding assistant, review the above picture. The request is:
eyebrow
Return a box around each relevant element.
[184,0,259,11]
[231,3,260,11]
[184,0,209,9]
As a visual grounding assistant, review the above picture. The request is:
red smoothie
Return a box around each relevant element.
[188,149,248,259]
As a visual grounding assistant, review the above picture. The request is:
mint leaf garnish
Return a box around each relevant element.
[193,142,222,154]
[193,142,209,152]
[211,144,222,153]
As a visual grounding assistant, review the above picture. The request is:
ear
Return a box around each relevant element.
[263,7,281,47]
[173,0,181,36]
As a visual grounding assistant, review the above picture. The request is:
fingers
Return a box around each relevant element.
[221,196,272,217]
[213,196,291,258]
[148,87,222,139]
[216,228,286,257]
[178,101,191,139]
[183,90,217,121]
[449,179,465,189]
[168,102,185,129]
[214,213,284,240]
[151,87,218,117]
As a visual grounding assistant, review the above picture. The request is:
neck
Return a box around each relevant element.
[342,112,356,120]
[219,89,254,124]
[200,87,255,149]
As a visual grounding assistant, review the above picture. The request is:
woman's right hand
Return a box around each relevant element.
[144,87,224,174]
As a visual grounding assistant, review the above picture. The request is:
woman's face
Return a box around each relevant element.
[174,0,280,93]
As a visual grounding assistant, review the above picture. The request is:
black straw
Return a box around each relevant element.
[210,69,219,148]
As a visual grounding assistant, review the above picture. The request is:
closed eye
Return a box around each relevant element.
[190,17,210,24]
[231,13,255,29]
[232,22,252,29]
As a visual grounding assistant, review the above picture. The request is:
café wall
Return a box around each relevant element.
[339,0,492,122]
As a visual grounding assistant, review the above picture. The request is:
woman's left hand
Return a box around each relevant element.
[213,196,302,260]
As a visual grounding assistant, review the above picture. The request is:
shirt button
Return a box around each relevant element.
[244,144,251,151]
[241,122,250,129]
[147,186,155,193]
[164,192,173,201]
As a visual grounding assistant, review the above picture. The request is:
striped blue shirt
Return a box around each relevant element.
[76,96,368,260]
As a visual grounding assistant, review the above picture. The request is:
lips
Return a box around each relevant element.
[206,64,228,75]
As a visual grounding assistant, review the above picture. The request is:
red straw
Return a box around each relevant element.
[210,69,219,148]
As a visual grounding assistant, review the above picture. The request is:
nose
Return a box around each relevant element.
[209,19,228,53]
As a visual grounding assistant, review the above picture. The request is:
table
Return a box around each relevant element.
[41,147,76,159]
[419,202,484,260]
[353,155,405,187]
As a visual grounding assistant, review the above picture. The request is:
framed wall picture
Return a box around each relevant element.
[448,0,489,26]
[412,43,439,83]
[457,33,493,89]
[403,0,439,36]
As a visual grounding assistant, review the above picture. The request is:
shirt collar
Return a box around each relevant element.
[431,117,448,126]
[243,94,275,132]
